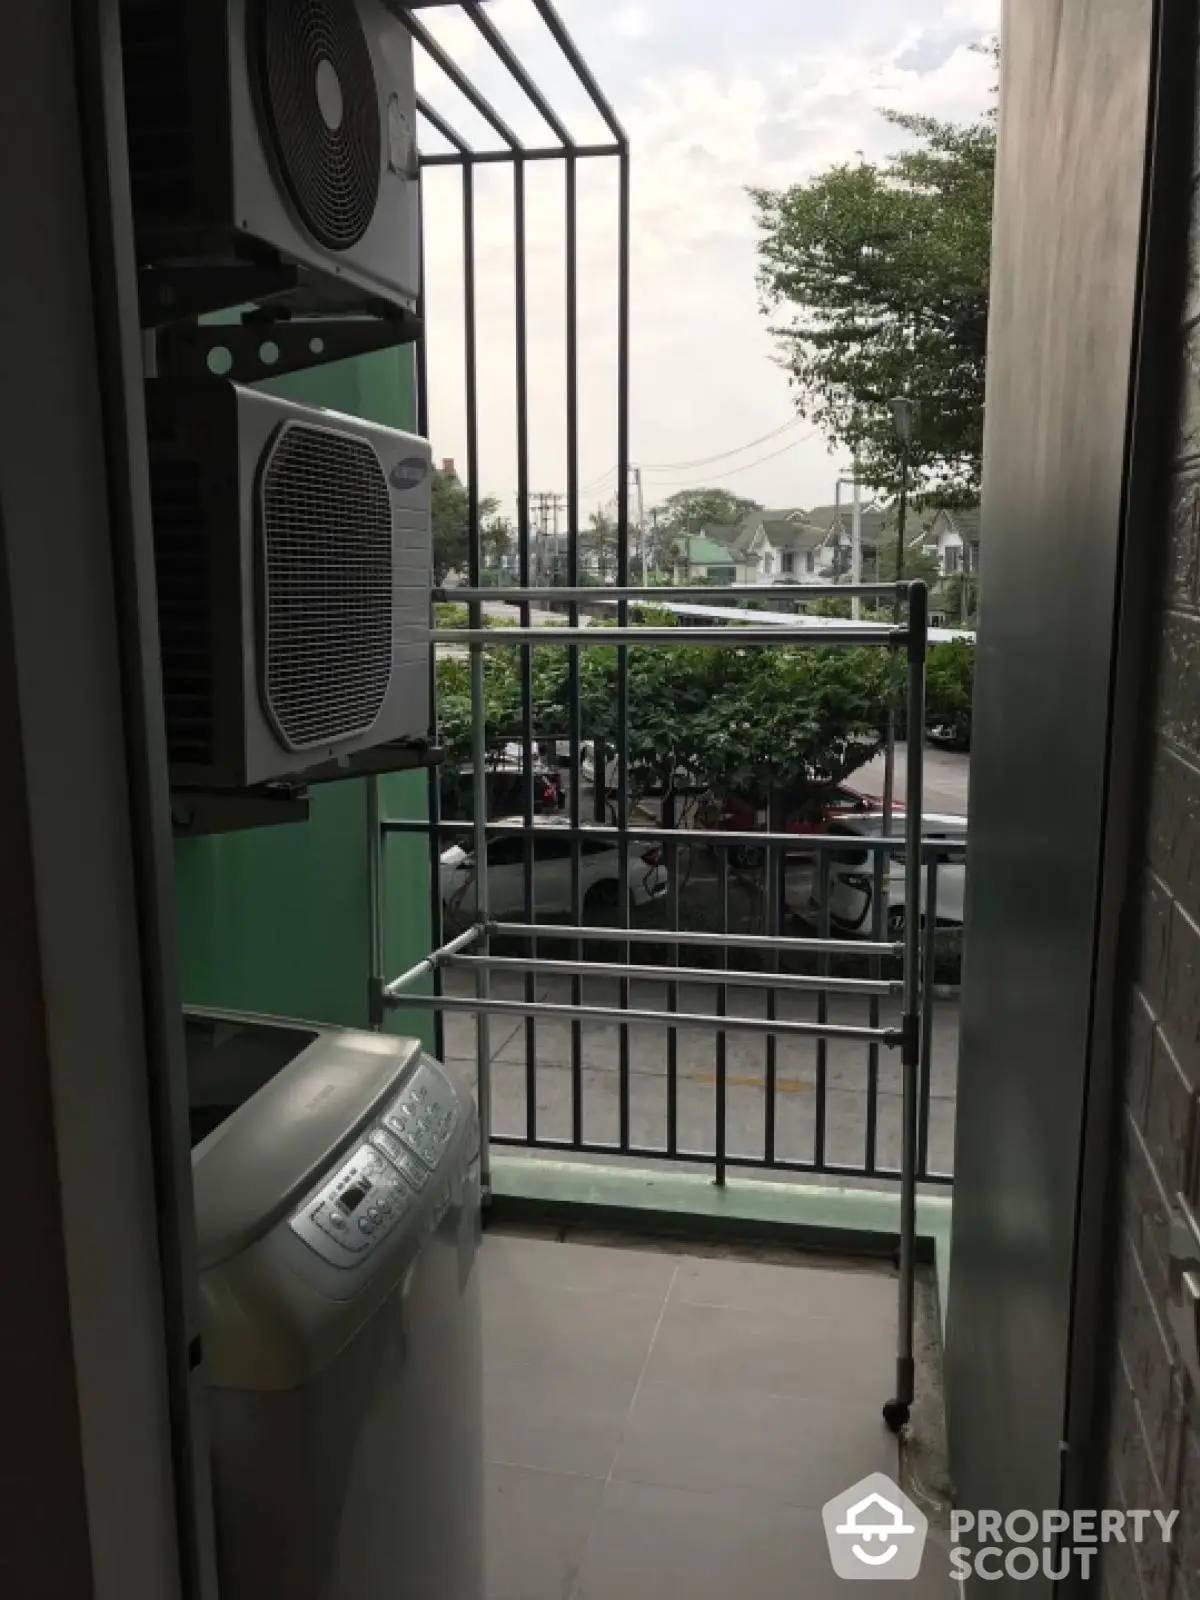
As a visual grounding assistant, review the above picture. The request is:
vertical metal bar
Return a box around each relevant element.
[616,144,632,1152]
[514,155,538,1145]
[565,152,584,1147]
[918,858,939,1178]
[715,845,729,1185]
[663,793,679,1155]
[763,798,780,1165]
[463,156,491,1193]
[815,852,831,1169]
[894,579,928,1419]
[866,847,883,1174]
[417,165,446,1063]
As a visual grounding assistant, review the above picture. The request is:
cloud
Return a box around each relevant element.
[612,5,654,39]
[416,0,1000,519]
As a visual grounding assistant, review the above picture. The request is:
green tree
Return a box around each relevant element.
[585,507,617,581]
[431,464,503,580]
[941,572,979,626]
[751,92,995,503]
[435,619,892,812]
[482,509,514,572]
[871,542,941,587]
[924,638,975,746]
[431,467,468,579]
[653,488,762,538]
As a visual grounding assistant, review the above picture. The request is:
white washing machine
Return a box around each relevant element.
[185,1009,483,1600]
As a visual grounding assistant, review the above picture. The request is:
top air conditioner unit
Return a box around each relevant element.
[146,379,432,789]
[121,0,420,316]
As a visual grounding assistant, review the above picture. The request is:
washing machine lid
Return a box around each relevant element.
[190,1011,422,1270]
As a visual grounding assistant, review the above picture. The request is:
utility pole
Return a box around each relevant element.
[850,464,863,621]
[632,466,645,580]
[834,469,865,618]
[530,491,565,584]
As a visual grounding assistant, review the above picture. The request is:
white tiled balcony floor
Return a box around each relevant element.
[481,1228,955,1600]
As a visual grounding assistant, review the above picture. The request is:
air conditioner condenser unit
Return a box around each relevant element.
[147,379,432,789]
[121,0,420,316]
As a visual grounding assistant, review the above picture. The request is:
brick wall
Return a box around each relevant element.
[1101,171,1200,1596]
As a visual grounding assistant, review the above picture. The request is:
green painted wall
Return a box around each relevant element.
[172,346,433,1045]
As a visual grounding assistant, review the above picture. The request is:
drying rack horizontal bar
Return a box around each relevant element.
[488,921,902,958]
[435,583,908,604]
[382,922,485,997]
[444,953,901,996]
[382,818,964,858]
[384,990,897,1044]
[433,626,908,648]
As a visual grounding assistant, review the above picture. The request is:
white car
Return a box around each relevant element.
[791,813,967,937]
[440,814,669,924]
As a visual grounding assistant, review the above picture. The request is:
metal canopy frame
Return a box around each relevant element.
[382,0,932,1430]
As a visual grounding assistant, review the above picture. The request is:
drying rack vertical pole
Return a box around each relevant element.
[462,150,491,1198]
[367,775,385,1028]
[885,579,927,1433]
[470,641,491,1196]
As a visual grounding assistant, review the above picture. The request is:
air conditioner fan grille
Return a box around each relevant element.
[252,0,381,251]
[259,423,393,751]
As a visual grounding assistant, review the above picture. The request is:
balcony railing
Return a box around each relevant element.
[380,815,961,1190]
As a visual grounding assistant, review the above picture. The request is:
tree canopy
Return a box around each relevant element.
[436,616,891,809]
[652,488,762,538]
[750,94,995,504]
[430,465,505,580]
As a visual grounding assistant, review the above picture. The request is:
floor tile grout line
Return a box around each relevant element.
[615,1256,681,1479]
[563,1259,682,1600]
[485,1455,609,1485]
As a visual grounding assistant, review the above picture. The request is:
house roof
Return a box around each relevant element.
[727,507,809,555]
[698,522,744,548]
[679,534,738,567]
[757,519,829,554]
[805,501,883,531]
[942,506,982,541]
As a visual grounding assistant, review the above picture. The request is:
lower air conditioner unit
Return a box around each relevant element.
[146,379,432,789]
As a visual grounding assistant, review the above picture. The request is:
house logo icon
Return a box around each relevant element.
[822,1472,928,1580]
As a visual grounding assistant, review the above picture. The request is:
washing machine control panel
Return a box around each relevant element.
[290,1057,459,1268]
[380,1061,459,1170]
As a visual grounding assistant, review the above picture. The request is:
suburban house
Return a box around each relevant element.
[679,501,889,587]
[916,506,982,578]
[657,497,976,596]
[668,532,738,584]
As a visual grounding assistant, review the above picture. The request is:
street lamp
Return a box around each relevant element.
[881,396,914,836]
[889,396,913,583]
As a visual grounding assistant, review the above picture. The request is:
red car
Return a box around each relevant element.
[714,785,901,867]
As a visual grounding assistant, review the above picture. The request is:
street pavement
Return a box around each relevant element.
[432,742,969,1187]
[851,740,969,818]
[441,969,959,1182]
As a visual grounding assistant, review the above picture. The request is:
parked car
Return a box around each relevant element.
[440,814,668,924]
[440,744,564,822]
[578,742,704,803]
[927,715,972,752]
[710,785,897,868]
[790,812,967,936]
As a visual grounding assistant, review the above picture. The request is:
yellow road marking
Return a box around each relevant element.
[688,1072,813,1095]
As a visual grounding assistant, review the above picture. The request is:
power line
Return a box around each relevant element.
[579,462,619,495]
[577,414,808,493]
[642,428,822,487]
[638,415,806,471]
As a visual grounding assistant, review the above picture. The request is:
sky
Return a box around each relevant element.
[414,0,1000,526]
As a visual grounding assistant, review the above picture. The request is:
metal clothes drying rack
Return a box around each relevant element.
[380,579,929,1432]
[379,0,932,1433]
